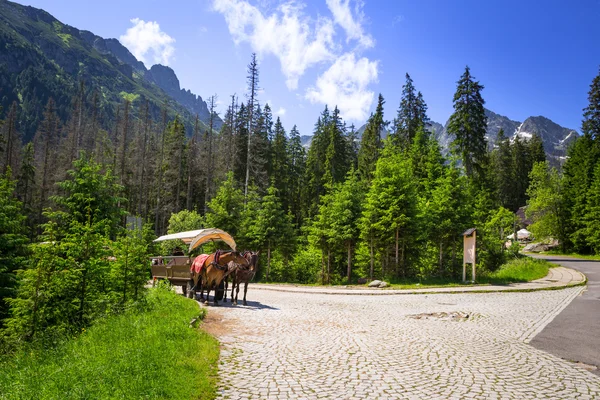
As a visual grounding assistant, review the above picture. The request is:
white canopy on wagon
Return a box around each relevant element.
[507,229,532,240]
[153,230,205,244]
[153,228,237,252]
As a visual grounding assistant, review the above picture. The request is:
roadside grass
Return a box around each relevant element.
[534,250,600,261]
[478,257,550,284]
[256,257,552,289]
[0,287,219,400]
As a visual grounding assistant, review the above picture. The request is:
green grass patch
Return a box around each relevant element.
[535,250,600,261]
[0,287,219,400]
[479,257,550,284]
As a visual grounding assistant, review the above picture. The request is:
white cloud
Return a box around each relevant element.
[120,18,175,67]
[213,0,336,89]
[213,0,379,122]
[325,0,373,48]
[305,53,378,121]
[276,107,286,116]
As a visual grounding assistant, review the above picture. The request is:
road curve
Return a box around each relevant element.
[528,254,600,375]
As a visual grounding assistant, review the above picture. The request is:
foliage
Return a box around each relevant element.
[161,209,204,255]
[2,157,147,344]
[526,162,565,245]
[204,172,244,239]
[392,74,429,151]
[0,286,218,400]
[447,66,488,180]
[0,172,28,325]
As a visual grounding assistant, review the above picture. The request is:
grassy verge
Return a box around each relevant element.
[0,287,219,400]
[535,250,600,261]
[479,257,550,284]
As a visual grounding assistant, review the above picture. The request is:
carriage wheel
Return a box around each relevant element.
[186,281,195,299]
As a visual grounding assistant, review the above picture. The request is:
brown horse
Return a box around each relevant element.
[191,251,249,306]
[230,251,259,306]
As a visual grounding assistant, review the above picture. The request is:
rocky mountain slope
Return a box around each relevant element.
[429,109,577,163]
[0,0,219,140]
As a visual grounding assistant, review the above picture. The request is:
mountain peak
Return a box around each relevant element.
[148,64,180,94]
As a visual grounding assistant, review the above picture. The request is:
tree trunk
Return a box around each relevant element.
[439,241,444,276]
[395,227,399,276]
[347,242,352,282]
[321,250,325,285]
[327,249,331,285]
[369,236,374,280]
[267,240,271,280]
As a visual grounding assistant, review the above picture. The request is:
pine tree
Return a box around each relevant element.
[582,66,600,141]
[491,129,515,211]
[526,162,566,247]
[161,116,186,221]
[287,125,306,224]
[585,163,600,254]
[360,148,417,279]
[420,164,469,276]
[323,106,351,186]
[2,102,21,175]
[561,68,600,253]
[32,98,61,229]
[244,53,260,198]
[0,172,28,325]
[303,107,331,217]
[233,103,249,186]
[271,117,288,203]
[447,66,488,180]
[327,169,363,281]
[358,94,385,182]
[244,185,295,280]
[205,172,245,238]
[186,115,201,211]
[392,74,429,150]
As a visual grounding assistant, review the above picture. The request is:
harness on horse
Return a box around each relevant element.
[210,249,233,271]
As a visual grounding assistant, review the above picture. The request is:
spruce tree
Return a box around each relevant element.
[204,172,245,238]
[491,129,515,210]
[582,66,600,141]
[271,117,288,204]
[287,125,306,224]
[562,69,600,252]
[0,172,28,325]
[447,66,488,180]
[526,162,566,248]
[358,94,385,182]
[323,106,351,187]
[392,74,429,150]
[303,107,330,217]
[585,163,600,254]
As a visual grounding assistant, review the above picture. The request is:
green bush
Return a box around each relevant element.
[0,286,218,400]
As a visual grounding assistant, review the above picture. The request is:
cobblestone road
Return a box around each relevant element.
[206,287,600,399]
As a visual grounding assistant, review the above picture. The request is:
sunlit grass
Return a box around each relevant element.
[0,287,219,400]
[479,257,550,284]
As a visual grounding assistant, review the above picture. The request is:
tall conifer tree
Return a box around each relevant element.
[447,66,488,180]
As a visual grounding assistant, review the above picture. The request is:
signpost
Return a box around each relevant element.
[462,228,477,283]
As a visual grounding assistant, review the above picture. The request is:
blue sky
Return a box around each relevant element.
[20,0,600,136]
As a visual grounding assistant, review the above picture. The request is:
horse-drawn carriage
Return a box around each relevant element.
[150,228,258,305]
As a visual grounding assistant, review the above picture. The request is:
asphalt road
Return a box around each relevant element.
[529,254,600,375]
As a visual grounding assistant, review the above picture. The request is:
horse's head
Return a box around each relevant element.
[230,251,250,267]
[246,251,259,271]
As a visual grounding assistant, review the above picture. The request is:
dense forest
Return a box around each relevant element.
[1,52,599,346]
